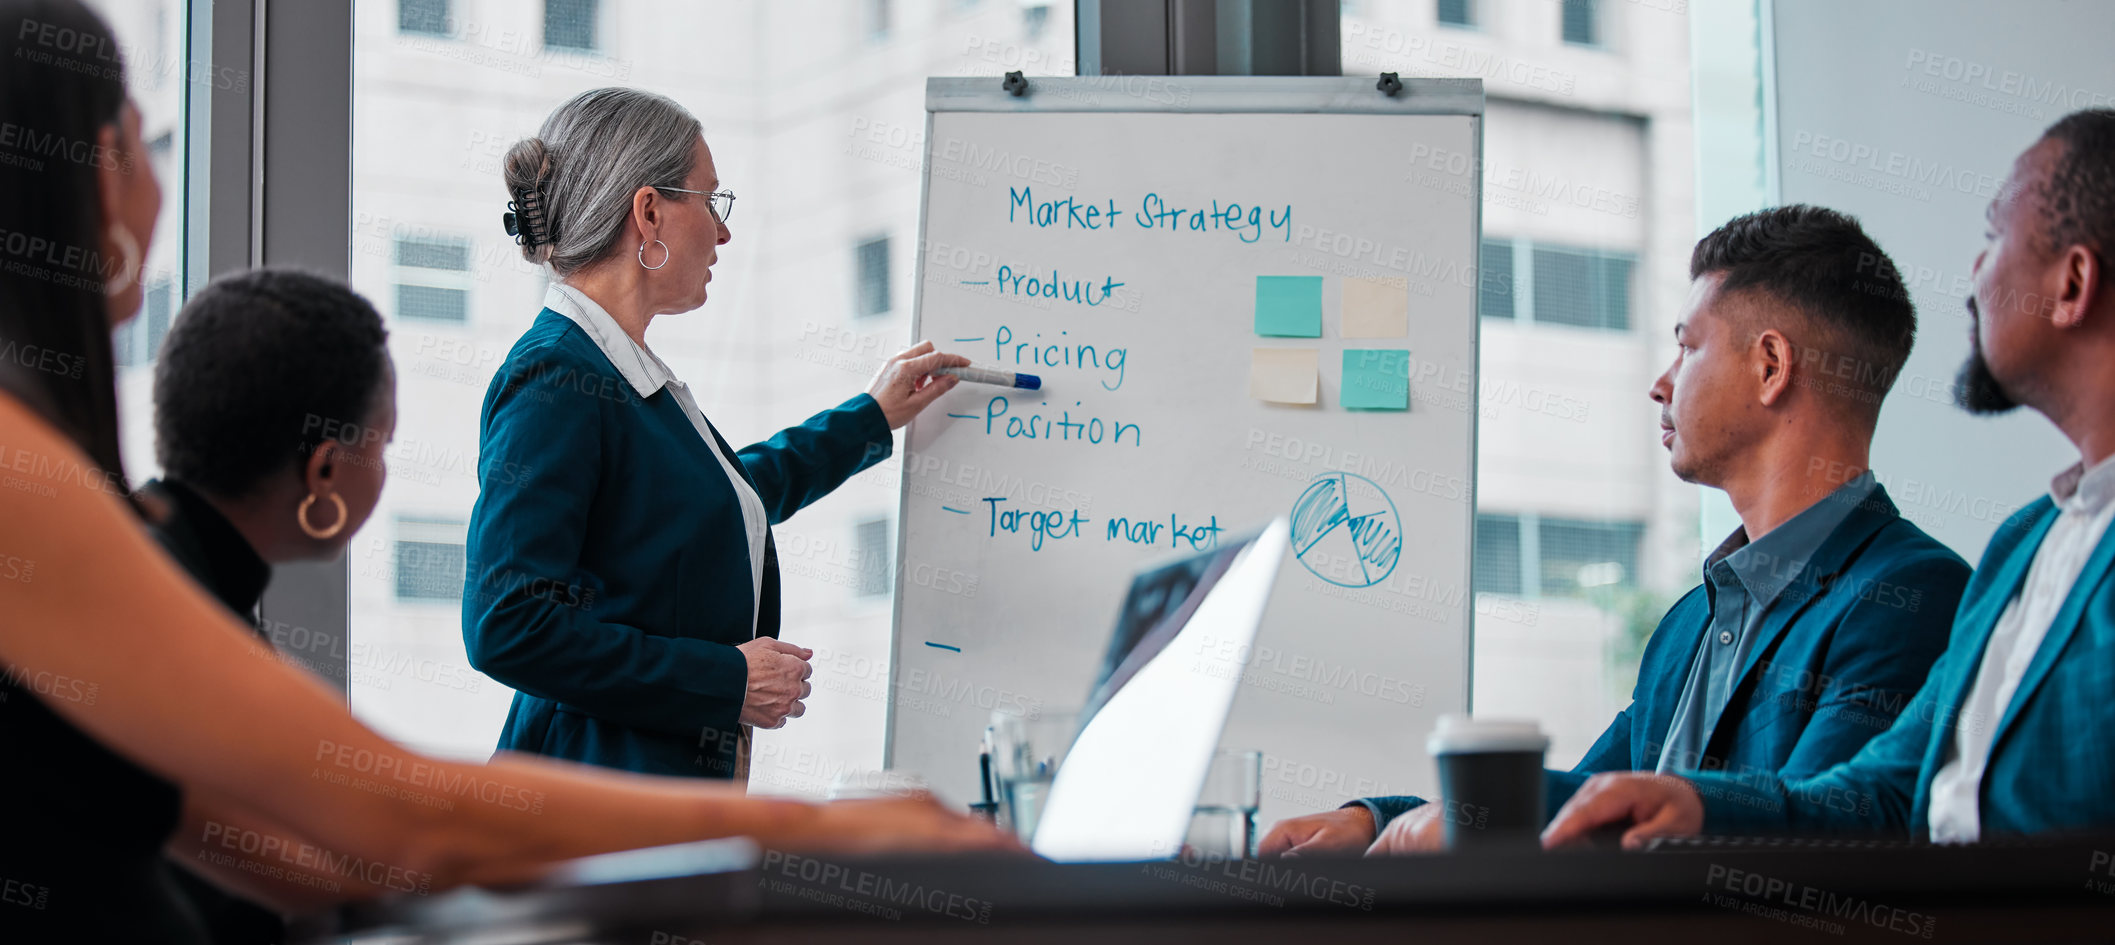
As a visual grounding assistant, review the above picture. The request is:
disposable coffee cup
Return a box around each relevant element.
[1427,715,1550,851]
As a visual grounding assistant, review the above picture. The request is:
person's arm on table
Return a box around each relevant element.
[1362,697,1643,855]
[1542,555,1967,850]
[1542,651,1966,849]
[1259,804,1376,858]
[0,395,1014,904]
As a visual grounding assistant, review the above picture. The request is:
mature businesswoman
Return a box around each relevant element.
[0,5,1007,940]
[463,87,965,780]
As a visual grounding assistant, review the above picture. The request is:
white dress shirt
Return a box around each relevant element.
[542,282,770,635]
[1927,454,2115,843]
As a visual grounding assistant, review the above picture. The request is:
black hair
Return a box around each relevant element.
[2036,109,2115,263]
[0,0,131,484]
[1689,204,1916,416]
[152,269,390,499]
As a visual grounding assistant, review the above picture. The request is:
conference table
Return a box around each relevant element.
[298,833,2115,943]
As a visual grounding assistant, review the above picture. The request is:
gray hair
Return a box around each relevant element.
[502,87,701,276]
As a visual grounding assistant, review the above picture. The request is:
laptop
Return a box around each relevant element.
[1028,518,1288,862]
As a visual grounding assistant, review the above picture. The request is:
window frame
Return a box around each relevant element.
[542,0,601,52]
[1560,0,1600,48]
[1435,0,1475,30]
[854,234,893,319]
[397,0,450,37]
[183,0,356,694]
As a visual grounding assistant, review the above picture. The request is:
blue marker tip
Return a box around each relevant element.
[1016,373,1041,390]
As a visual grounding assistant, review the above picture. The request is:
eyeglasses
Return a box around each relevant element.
[654,186,736,222]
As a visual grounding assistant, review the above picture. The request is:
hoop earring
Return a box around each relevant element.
[638,239,670,270]
[298,493,348,541]
[104,224,140,299]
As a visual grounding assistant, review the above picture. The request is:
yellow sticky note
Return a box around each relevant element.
[1342,277,1409,338]
[1250,348,1319,404]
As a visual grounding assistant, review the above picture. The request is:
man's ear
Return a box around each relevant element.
[1755,328,1794,407]
[2050,244,2100,331]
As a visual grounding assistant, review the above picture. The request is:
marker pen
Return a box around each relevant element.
[935,365,1041,390]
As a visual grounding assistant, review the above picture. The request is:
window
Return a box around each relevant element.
[1538,518,1643,597]
[1530,245,1633,331]
[1475,514,1643,598]
[352,0,1076,763]
[1478,237,1514,319]
[115,276,174,367]
[394,235,472,323]
[398,0,448,36]
[855,518,891,598]
[855,236,891,318]
[1561,0,1599,46]
[1345,0,1691,768]
[1473,514,1523,595]
[544,0,599,52]
[394,519,468,602]
[864,0,890,42]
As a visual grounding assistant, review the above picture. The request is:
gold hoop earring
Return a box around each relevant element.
[298,493,348,540]
[104,224,140,300]
[638,238,670,270]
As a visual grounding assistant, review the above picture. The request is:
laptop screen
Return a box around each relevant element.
[1030,519,1287,862]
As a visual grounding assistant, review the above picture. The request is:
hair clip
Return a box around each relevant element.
[504,185,551,248]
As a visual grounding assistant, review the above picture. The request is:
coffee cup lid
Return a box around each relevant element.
[1426,714,1549,755]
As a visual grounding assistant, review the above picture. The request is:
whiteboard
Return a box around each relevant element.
[888,77,1483,827]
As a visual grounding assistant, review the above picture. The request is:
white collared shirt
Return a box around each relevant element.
[542,282,769,636]
[1927,454,2115,843]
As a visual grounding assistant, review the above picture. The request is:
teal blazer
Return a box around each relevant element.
[1358,487,1969,828]
[463,308,892,778]
[1692,495,2115,838]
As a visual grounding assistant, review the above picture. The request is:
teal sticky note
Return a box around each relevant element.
[1255,276,1323,337]
[1342,349,1410,410]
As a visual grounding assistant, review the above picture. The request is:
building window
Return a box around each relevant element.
[855,517,891,597]
[394,519,468,601]
[116,276,174,367]
[1473,514,1523,595]
[398,0,449,36]
[1538,518,1642,596]
[863,0,890,41]
[144,277,172,360]
[1530,245,1633,331]
[394,235,472,323]
[855,236,891,318]
[544,0,599,52]
[1474,513,1642,598]
[1478,237,1513,319]
[1561,0,1599,46]
[1436,0,1474,28]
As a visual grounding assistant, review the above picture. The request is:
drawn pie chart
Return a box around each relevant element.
[1289,471,1402,588]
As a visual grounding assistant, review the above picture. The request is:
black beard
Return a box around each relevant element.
[1956,296,2020,415]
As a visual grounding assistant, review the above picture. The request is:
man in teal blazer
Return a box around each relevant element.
[1266,205,1970,856]
[463,286,963,780]
[1544,109,2115,847]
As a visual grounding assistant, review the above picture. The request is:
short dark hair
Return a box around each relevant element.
[1689,204,1916,417]
[2036,109,2115,263]
[153,269,390,498]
